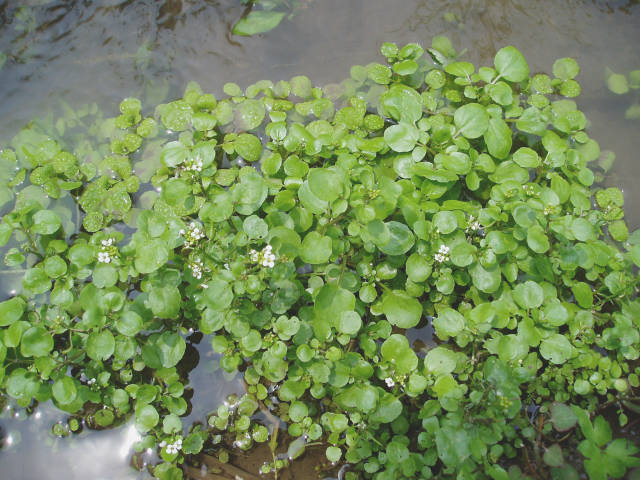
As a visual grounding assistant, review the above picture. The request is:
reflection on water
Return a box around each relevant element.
[0,0,639,478]
[1,402,144,479]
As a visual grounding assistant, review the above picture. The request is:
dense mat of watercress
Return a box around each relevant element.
[1,37,639,479]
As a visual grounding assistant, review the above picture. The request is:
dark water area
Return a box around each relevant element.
[0,0,639,478]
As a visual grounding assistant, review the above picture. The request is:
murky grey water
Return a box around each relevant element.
[0,0,639,478]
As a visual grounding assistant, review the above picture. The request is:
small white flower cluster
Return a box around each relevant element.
[159,437,182,455]
[87,378,96,385]
[384,377,395,388]
[97,238,117,263]
[179,221,206,248]
[249,244,276,268]
[434,244,450,263]
[189,258,204,280]
[522,184,541,197]
[465,216,481,234]
[184,156,203,173]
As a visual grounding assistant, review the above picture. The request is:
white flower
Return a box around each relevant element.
[189,258,204,279]
[87,378,96,385]
[181,221,206,247]
[434,244,450,263]
[385,377,395,388]
[97,252,111,263]
[249,245,277,269]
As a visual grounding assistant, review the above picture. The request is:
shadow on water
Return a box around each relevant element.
[0,0,639,478]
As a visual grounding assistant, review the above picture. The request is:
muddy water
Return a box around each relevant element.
[0,0,639,478]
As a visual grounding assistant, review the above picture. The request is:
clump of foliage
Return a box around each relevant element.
[233,0,311,37]
[1,37,640,480]
[605,66,640,120]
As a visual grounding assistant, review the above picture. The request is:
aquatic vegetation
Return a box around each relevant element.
[1,37,640,479]
[605,67,640,120]
[233,0,311,36]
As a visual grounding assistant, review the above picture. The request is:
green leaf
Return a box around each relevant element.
[553,58,580,80]
[381,290,422,328]
[236,100,265,131]
[307,168,342,202]
[20,326,54,357]
[433,211,458,234]
[0,297,26,327]
[243,215,268,239]
[135,240,169,274]
[433,307,465,340]
[232,10,285,36]
[543,444,565,467]
[149,286,181,319]
[512,147,540,168]
[483,118,512,159]
[384,123,419,152]
[550,402,578,432]
[381,334,418,375]
[424,346,457,375]
[606,70,629,95]
[454,103,489,139]
[494,46,530,82]
[571,282,593,308]
[116,311,143,337]
[337,311,362,336]
[540,334,572,364]
[470,262,501,293]
[512,281,544,309]
[52,377,77,405]
[87,330,115,361]
[32,209,62,235]
[160,141,188,168]
[156,332,186,368]
[135,404,159,432]
[378,221,414,256]
[300,231,332,264]
[527,225,550,253]
[326,446,342,462]
[235,133,262,162]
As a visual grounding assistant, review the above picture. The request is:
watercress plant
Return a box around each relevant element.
[1,37,639,480]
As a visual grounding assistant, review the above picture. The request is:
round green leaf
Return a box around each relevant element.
[494,46,530,82]
[20,326,54,357]
[433,211,458,234]
[378,221,414,256]
[381,290,422,328]
[243,215,268,239]
[307,168,342,202]
[512,281,544,309]
[384,123,419,152]
[300,231,332,264]
[87,330,115,361]
[484,118,512,160]
[52,377,77,405]
[512,147,540,168]
[527,225,550,253]
[156,332,186,368]
[337,311,362,336]
[116,311,144,337]
[454,103,489,139]
[433,308,465,340]
[540,334,572,364]
[32,210,62,235]
[553,58,579,80]
[0,297,26,327]
[235,133,262,163]
[381,334,418,375]
[135,404,160,432]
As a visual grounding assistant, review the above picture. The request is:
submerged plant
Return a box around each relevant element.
[0,37,640,480]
